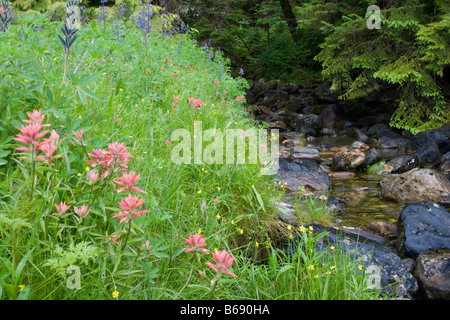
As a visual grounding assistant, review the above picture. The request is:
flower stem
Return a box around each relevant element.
[30,145,36,201]
[174,257,195,300]
[121,218,133,253]
[207,279,219,300]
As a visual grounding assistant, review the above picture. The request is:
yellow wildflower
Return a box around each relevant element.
[112,290,119,299]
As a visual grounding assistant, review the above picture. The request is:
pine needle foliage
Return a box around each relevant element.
[313,0,450,133]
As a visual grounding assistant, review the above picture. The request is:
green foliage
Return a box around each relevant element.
[43,242,101,276]
[313,0,450,133]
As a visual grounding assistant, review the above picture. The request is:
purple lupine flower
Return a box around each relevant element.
[119,2,126,20]
[239,68,244,76]
[209,50,214,61]
[218,61,223,80]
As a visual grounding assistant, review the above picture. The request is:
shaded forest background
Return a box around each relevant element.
[5,0,450,132]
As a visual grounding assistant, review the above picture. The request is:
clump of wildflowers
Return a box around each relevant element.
[0,0,14,32]
[86,142,132,178]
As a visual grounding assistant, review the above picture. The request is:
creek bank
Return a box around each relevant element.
[248,79,450,299]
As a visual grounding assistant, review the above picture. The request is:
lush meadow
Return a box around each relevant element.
[0,3,382,300]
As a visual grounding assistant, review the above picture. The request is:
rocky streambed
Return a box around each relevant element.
[246,79,450,300]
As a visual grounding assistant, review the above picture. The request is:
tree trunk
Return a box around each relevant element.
[278,0,299,42]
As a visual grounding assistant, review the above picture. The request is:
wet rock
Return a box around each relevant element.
[317,142,333,151]
[368,124,411,152]
[255,105,274,116]
[412,124,450,155]
[320,127,336,136]
[414,253,450,300]
[362,148,381,167]
[415,143,442,168]
[285,223,418,299]
[281,138,301,148]
[382,155,418,174]
[352,140,370,151]
[396,202,450,259]
[314,84,340,104]
[332,147,366,171]
[291,147,321,161]
[266,109,297,123]
[439,152,450,179]
[275,157,331,192]
[320,104,339,130]
[290,114,323,132]
[355,128,370,143]
[269,120,287,132]
[273,201,298,224]
[328,172,356,178]
[363,221,397,239]
[380,169,450,203]
[326,197,346,214]
[293,158,320,171]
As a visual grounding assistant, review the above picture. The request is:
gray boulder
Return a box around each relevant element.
[396,202,450,259]
[414,253,450,300]
[380,168,450,203]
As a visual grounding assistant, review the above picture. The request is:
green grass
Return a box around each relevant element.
[0,9,386,300]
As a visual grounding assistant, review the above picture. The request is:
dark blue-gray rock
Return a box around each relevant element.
[326,197,346,214]
[380,168,450,203]
[317,142,333,151]
[414,253,450,300]
[284,223,418,298]
[275,157,331,192]
[314,84,340,104]
[440,152,450,180]
[368,124,411,153]
[320,104,339,129]
[362,148,381,167]
[415,143,442,168]
[382,155,418,174]
[396,202,450,259]
[355,128,370,143]
[292,158,319,171]
[412,124,450,155]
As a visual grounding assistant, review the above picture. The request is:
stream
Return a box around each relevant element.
[283,134,407,228]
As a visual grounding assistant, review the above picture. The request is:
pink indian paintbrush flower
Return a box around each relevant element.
[182,233,210,254]
[189,97,202,109]
[87,171,99,184]
[23,109,51,127]
[86,142,132,178]
[108,142,132,169]
[172,73,178,79]
[72,129,84,142]
[54,201,71,216]
[236,96,244,102]
[36,141,61,167]
[205,250,238,278]
[112,195,149,224]
[74,204,89,218]
[108,234,121,245]
[113,171,147,194]
[14,123,50,154]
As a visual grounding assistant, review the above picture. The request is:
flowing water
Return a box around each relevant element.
[305,135,406,228]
